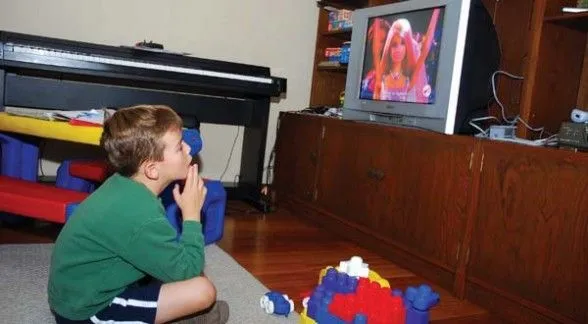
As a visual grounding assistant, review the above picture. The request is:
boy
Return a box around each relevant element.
[48,105,229,324]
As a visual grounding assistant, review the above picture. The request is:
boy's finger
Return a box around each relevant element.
[185,166,194,189]
[172,184,181,202]
[194,164,200,188]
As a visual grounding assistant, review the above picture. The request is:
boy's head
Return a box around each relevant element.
[100,105,192,181]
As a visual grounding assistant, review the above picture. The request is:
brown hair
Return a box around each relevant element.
[100,105,183,177]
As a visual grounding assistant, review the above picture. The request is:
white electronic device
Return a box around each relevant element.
[571,108,588,123]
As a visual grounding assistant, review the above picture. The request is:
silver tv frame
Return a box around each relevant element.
[342,0,471,134]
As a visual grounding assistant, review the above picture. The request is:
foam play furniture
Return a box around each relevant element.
[0,175,88,223]
[0,133,39,181]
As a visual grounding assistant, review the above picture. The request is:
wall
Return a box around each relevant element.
[0,0,318,182]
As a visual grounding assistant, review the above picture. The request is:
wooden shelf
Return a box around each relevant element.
[317,63,348,72]
[544,12,588,31]
[321,28,352,40]
[317,0,365,10]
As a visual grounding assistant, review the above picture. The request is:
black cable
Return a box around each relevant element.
[219,126,240,181]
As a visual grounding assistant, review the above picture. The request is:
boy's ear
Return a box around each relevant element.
[143,160,160,180]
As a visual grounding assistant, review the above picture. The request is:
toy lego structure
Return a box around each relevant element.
[260,291,294,317]
[300,257,440,324]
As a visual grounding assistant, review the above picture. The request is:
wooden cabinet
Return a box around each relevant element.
[273,113,323,203]
[274,112,588,323]
[466,141,588,324]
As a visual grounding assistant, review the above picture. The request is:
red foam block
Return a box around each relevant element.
[69,160,110,183]
[0,176,89,223]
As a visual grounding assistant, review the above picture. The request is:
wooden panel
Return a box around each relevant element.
[315,118,359,217]
[468,141,588,323]
[344,124,400,229]
[273,113,323,202]
[576,35,588,108]
[482,0,535,121]
[525,22,587,137]
[376,129,475,272]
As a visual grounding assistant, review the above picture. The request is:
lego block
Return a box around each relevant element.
[260,291,294,317]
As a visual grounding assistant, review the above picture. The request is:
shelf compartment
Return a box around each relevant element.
[321,28,353,40]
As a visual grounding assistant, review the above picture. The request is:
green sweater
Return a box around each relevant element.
[48,173,204,320]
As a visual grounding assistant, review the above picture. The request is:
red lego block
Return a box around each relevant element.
[0,176,88,223]
[327,277,406,323]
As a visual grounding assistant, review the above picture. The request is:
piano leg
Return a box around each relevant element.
[0,70,5,111]
[226,97,271,213]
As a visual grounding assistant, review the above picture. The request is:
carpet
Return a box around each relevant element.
[0,243,299,323]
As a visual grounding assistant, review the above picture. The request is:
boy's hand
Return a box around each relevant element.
[172,164,207,222]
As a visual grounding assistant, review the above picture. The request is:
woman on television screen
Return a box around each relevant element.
[373,8,440,104]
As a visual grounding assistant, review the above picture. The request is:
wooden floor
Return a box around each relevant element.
[0,201,504,323]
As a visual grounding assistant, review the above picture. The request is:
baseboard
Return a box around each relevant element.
[466,280,579,324]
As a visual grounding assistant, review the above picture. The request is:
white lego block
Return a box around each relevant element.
[338,256,369,278]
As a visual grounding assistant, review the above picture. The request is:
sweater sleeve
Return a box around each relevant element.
[120,219,205,283]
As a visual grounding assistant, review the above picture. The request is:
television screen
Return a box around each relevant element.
[359,7,445,104]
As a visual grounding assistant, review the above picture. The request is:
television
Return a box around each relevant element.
[342,0,500,134]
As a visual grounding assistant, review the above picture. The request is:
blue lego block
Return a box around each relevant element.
[352,313,368,324]
[307,270,359,324]
[314,292,346,324]
[321,267,358,294]
[260,291,294,317]
[405,285,440,324]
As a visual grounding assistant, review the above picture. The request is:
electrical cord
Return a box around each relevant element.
[470,70,549,144]
[219,126,240,182]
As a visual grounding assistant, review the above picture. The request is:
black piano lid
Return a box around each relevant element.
[0,30,287,97]
[0,30,274,79]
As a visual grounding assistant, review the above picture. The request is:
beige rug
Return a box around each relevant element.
[0,243,299,323]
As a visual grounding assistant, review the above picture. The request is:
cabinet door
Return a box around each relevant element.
[345,126,402,230]
[469,142,588,323]
[375,129,475,271]
[315,119,359,218]
[317,121,402,228]
[274,113,322,202]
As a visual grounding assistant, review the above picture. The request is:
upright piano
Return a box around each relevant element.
[0,30,287,211]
